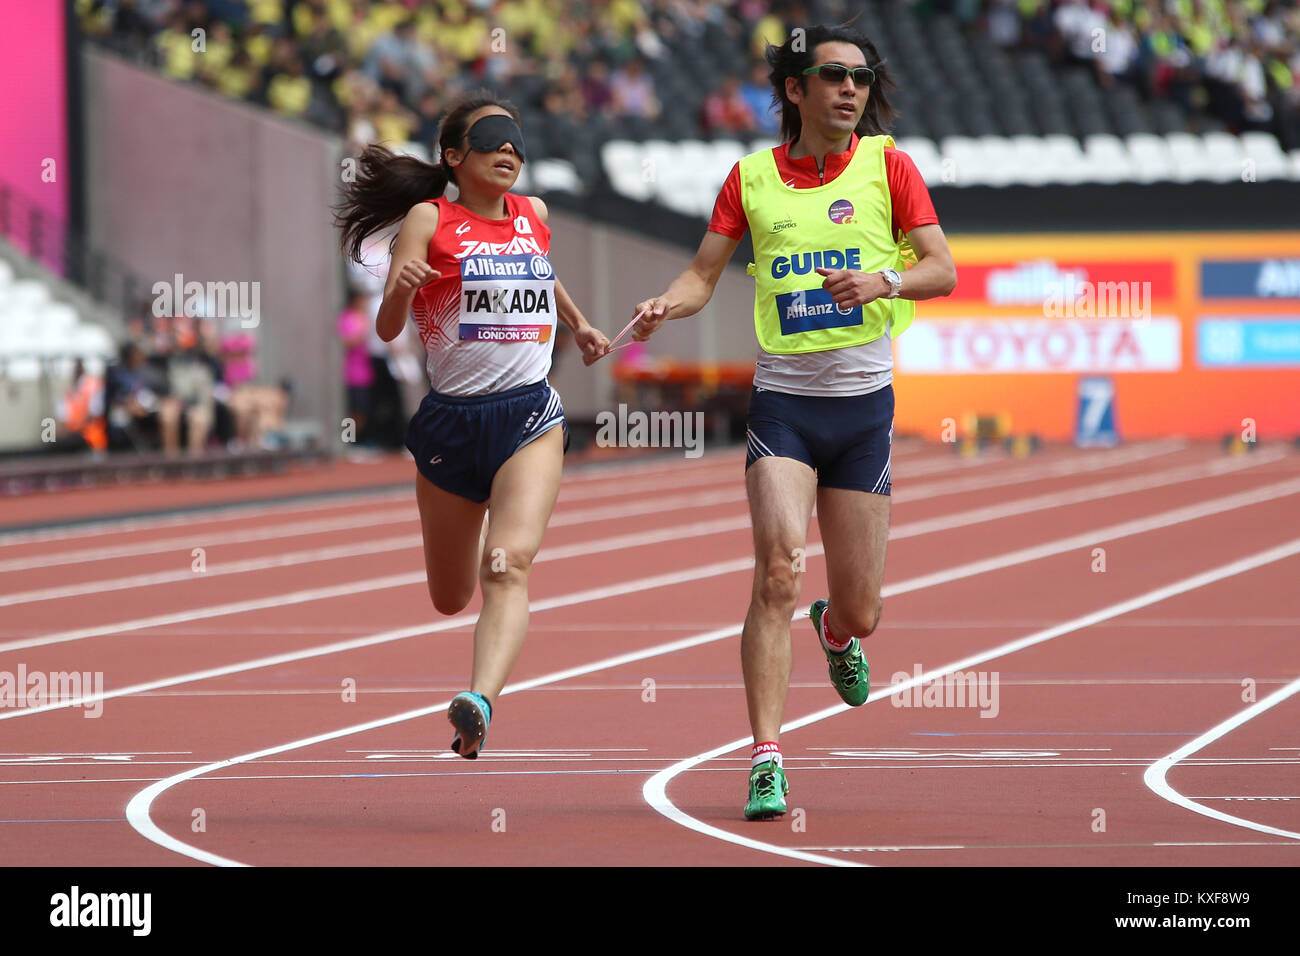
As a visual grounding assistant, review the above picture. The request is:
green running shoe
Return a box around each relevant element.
[744,760,790,820]
[810,599,870,706]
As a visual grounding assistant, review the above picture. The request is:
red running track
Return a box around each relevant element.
[0,439,1297,866]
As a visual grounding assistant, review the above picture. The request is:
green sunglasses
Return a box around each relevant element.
[802,62,876,88]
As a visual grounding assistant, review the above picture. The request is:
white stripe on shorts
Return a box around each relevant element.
[871,459,891,494]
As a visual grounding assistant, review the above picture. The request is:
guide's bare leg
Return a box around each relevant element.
[816,487,890,642]
[742,456,818,743]
[471,426,564,702]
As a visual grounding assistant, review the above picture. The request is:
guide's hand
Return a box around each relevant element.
[816,267,883,309]
[630,297,671,341]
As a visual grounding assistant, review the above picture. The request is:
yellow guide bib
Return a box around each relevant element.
[740,134,916,354]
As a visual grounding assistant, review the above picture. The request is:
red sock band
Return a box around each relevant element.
[822,612,853,651]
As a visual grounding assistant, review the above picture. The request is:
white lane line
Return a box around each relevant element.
[10,472,1300,715]
[0,450,746,550]
[1143,674,1300,840]
[556,459,745,502]
[123,621,761,866]
[883,449,1284,543]
[0,554,754,671]
[642,535,1300,867]
[0,444,1276,614]
[895,439,1184,501]
[805,841,1299,851]
[120,508,1300,866]
[0,483,745,575]
[0,489,410,549]
[0,514,752,610]
[0,439,1191,576]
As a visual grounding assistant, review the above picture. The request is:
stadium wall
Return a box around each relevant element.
[81,49,344,444]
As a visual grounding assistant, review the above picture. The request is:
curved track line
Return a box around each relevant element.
[642,536,1300,865]
[1143,674,1300,840]
[125,624,744,866]
[123,526,1300,864]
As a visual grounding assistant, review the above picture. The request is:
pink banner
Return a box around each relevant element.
[0,2,68,270]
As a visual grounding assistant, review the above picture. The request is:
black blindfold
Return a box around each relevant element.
[466,114,527,164]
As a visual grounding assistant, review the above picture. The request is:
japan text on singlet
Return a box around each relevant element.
[412,192,559,395]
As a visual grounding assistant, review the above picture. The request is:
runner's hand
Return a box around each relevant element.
[574,325,611,366]
[816,267,884,309]
[394,260,441,294]
[631,297,671,341]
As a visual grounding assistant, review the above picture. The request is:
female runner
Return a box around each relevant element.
[336,91,610,758]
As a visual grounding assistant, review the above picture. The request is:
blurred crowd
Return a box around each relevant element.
[80,0,1300,154]
[76,309,292,455]
[975,0,1300,142]
[77,0,803,154]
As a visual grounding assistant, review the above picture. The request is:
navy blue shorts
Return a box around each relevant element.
[745,384,894,494]
[405,379,567,503]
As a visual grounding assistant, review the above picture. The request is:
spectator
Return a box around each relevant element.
[703,75,758,135]
[610,55,660,120]
[741,59,780,136]
[337,289,375,445]
[581,59,615,116]
[56,359,107,455]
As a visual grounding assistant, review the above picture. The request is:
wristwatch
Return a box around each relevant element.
[879,268,902,299]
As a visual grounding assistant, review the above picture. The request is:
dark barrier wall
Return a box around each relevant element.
[83,49,344,443]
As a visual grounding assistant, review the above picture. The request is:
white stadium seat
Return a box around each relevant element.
[601,140,654,202]
[938,135,984,187]
[1082,134,1135,184]
[72,323,115,358]
[40,302,80,332]
[1165,132,1220,182]
[1201,131,1247,182]
[530,159,581,195]
[977,135,1022,187]
[7,280,51,310]
[1009,136,1054,186]
[1041,134,1091,185]
[1239,131,1291,181]
[893,137,943,186]
[1124,133,1175,183]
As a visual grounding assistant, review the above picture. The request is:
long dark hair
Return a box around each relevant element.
[335,90,522,263]
[764,24,898,144]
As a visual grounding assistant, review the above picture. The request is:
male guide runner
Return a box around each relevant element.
[630,26,957,818]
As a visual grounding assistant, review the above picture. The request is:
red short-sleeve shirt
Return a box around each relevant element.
[707,133,938,243]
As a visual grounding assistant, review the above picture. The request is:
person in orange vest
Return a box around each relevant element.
[58,359,108,453]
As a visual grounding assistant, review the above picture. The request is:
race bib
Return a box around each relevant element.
[457,254,557,343]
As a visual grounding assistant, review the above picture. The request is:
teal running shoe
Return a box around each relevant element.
[448,691,492,759]
[810,599,870,706]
